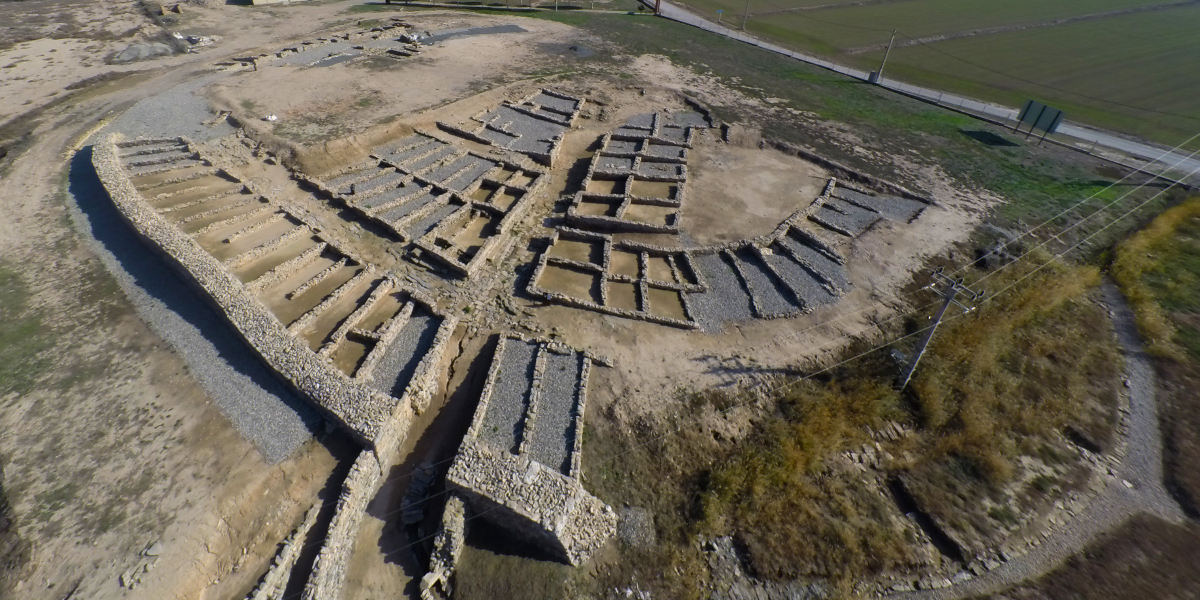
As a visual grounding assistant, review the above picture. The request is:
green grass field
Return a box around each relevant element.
[669,0,1200,146]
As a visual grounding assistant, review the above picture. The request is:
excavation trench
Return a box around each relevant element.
[887,476,967,565]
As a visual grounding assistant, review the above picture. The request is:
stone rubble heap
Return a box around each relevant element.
[419,494,467,600]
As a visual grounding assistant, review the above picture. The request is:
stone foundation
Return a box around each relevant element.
[436,88,584,167]
[246,502,321,600]
[93,134,455,449]
[447,334,616,565]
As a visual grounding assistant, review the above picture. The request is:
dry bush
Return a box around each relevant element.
[910,258,1106,479]
[1111,196,1200,513]
[902,257,1120,547]
[698,378,915,581]
[1111,197,1200,360]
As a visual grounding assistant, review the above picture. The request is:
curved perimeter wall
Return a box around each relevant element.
[92,134,409,448]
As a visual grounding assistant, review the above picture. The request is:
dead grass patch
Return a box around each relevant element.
[1111,196,1200,513]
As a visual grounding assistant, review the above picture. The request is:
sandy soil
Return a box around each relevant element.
[211,15,579,145]
[0,81,340,600]
[684,132,829,244]
[0,1,1000,598]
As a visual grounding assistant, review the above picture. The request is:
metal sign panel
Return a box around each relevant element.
[1017,100,1065,137]
[1018,100,1045,125]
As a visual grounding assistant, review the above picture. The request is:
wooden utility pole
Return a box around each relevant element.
[874,29,896,83]
[895,268,982,391]
[741,0,750,30]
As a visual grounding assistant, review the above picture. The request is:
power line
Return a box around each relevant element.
[893,32,1200,122]
[271,136,1200,589]
[715,0,1199,122]
[277,163,1193,594]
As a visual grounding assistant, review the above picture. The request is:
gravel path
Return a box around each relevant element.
[379,191,439,224]
[480,339,538,454]
[775,234,850,291]
[404,202,461,239]
[812,199,880,236]
[877,281,1186,599]
[834,188,925,223]
[443,157,498,191]
[482,105,564,155]
[762,247,836,309]
[527,350,582,475]
[66,149,319,463]
[107,73,236,143]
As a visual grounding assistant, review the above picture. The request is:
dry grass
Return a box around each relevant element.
[1111,197,1200,360]
[901,257,1120,548]
[1111,196,1200,513]
[699,378,915,582]
[911,258,1108,481]
[696,256,1120,578]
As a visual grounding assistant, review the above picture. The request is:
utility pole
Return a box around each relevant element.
[870,29,896,84]
[741,0,750,30]
[655,0,661,15]
[895,268,982,391]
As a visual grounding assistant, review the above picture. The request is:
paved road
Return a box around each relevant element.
[646,0,1200,177]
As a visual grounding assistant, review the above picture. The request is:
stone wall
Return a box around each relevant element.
[448,334,615,566]
[446,439,616,566]
[525,228,706,329]
[419,494,467,600]
[301,449,383,600]
[765,140,935,205]
[304,132,548,279]
[92,135,401,447]
[435,88,584,167]
[246,503,321,600]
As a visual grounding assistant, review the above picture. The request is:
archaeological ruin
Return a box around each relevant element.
[72,13,990,600]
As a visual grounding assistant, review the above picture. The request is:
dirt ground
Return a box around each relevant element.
[0,2,999,599]
[683,133,829,244]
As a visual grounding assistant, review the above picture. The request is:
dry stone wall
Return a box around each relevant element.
[447,334,615,565]
[301,449,382,600]
[526,228,706,329]
[419,494,467,600]
[447,439,616,566]
[566,111,710,234]
[246,503,321,600]
[94,134,454,450]
[304,132,548,279]
[226,19,416,71]
[436,88,584,167]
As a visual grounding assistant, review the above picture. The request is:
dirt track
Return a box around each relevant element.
[879,282,1186,599]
